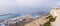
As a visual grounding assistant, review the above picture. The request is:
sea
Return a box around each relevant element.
[0,13,20,20]
[0,12,49,21]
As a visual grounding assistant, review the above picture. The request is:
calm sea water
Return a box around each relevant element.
[0,13,41,20]
[0,13,20,20]
[0,12,49,21]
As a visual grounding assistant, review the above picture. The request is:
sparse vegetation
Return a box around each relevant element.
[43,21,51,26]
[49,17,56,22]
[46,15,53,19]
[43,15,56,26]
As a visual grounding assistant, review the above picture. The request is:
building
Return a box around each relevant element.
[50,7,60,26]
[50,7,60,17]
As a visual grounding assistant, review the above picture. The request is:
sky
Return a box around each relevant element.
[0,0,60,15]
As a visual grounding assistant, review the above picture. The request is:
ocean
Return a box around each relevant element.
[0,11,49,21]
[0,13,20,20]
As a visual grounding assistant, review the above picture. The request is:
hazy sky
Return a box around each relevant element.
[0,0,60,14]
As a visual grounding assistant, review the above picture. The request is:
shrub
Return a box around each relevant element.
[43,21,51,26]
[43,15,56,26]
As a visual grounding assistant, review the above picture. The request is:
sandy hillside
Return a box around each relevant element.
[24,17,47,26]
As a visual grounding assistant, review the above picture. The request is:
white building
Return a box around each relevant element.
[50,7,59,17]
[50,7,60,26]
